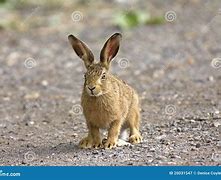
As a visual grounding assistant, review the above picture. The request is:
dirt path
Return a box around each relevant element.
[0,0,220,165]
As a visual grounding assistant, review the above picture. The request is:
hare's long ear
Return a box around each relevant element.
[100,33,122,69]
[68,34,94,68]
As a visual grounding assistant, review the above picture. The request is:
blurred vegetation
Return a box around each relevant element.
[0,0,6,4]
[0,0,166,32]
[0,0,65,31]
[0,0,65,8]
[114,10,165,29]
[114,10,149,29]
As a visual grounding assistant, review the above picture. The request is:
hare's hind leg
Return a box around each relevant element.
[128,108,142,144]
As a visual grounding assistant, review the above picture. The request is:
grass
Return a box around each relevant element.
[0,0,66,9]
[114,10,166,30]
[0,1,166,31]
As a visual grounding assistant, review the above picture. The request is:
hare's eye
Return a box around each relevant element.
[101,74,106,80]
[84,74,86,79]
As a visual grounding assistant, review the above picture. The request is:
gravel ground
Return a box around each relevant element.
[0,0,221,166]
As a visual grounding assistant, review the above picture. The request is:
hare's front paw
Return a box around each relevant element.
[103,138,117,149]
[129,134,142,144]
[92,140,103,149]
[79,137,103,149]
[79,137,93,149]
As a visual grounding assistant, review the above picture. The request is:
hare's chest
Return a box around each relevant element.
[81,98,118,128]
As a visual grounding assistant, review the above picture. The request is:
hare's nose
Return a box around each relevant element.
[88,86,95,91]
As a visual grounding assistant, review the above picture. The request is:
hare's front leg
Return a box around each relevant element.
[79,124,103,149]
[104,120,121,149]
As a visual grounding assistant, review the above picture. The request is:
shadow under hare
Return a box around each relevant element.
[68,33,142,149]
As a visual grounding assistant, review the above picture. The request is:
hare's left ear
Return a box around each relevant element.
[100,33,122,69]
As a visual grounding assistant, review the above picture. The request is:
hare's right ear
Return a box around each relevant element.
[68,34,94,68]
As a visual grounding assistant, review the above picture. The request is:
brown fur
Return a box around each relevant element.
[68,33,142,149]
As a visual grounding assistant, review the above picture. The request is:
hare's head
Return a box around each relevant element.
[68,33,122,97]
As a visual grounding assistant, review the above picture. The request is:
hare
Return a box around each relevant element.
[68,33,142,149]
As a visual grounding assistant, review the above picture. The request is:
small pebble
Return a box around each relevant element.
[196,143,201,148]
[208,76,214,82]
[41,80,48,86]
[24,92,40,100]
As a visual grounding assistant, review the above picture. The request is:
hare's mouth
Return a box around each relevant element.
[89,92,102,97]
[94,92,102,97]
[86,88,102,97]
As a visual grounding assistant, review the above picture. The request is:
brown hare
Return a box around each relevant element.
[68,33,142,149]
